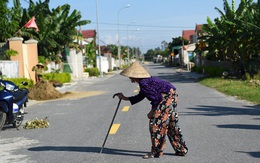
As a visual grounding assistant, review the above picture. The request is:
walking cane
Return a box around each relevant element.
[100,93,122,153]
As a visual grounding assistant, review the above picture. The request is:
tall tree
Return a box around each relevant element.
[144,49,157,61]
[168,36,188,51]
[161,40,168,51]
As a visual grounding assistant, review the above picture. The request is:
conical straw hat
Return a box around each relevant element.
[36,63,44,67]
[120,61,151,78]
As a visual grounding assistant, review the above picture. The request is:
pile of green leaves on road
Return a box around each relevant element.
[199,78,260,104]
[24,117,49,129]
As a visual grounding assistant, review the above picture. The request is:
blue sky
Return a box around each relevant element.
[9,0,236,53]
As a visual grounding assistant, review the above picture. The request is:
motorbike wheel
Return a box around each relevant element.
[13,107,24,128]
[0,110,7,131]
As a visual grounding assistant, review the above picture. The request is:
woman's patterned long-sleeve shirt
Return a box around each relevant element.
[128,76,176,109]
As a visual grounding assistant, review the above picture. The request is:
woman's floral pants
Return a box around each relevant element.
[149,89,188,156]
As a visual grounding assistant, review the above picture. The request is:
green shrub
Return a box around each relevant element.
[3,78,34,89]
[43,72,71,83]
[191,66,227,77]
[121,64,129,69]
[242,72,251,80]
[253,72,260,80]
[4,49,18,59]
[38,56,46,63]
[84,67,100,77]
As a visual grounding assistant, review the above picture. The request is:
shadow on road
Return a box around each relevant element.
[236,151,260,158]
[142,63,203,83]
[155,73,200,83]
[184,105,260,159]
[186,105,260,117]
[27,146,176,157]
[184,105,260,131]
[216,124,260,130]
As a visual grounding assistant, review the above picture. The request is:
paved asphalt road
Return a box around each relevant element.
[0,63,259,163]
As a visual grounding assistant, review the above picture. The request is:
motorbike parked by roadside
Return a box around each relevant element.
[0,79,29,131]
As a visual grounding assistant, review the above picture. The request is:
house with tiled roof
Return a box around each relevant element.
[82,30,96,38]
[181,29,196,67]
[74,29,96,46]
[100,46,112,57]
[80,29,96,44]
[182,30,195,43]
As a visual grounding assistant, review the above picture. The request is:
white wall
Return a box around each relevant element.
[96,56,109,73]
[68,49,83,79]
[0,61,19,78]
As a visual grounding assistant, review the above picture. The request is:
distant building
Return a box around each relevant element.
[172,24,204,67]
[75,30,96,45]
[81,30,96,40]
[182,30,195,43]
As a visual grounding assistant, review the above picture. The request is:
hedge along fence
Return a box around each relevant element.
[84,67,100,77]
[1,77,34,89]
[191,65,227,77]
[43,72,71,83]
[192,60,232,77]
[204,66,227,77]
[0,73,71,90]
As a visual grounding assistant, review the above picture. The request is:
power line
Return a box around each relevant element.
[90,22,193,29]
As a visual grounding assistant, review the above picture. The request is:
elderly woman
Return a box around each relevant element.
[116,62,188,159]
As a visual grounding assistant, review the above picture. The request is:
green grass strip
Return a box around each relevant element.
[199,78,260,104]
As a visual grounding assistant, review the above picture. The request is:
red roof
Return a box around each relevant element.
[182,30,195,40]
[81,30,96,38]
[195,24,203,31]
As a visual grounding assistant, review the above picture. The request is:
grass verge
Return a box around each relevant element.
[199,78,260,104]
